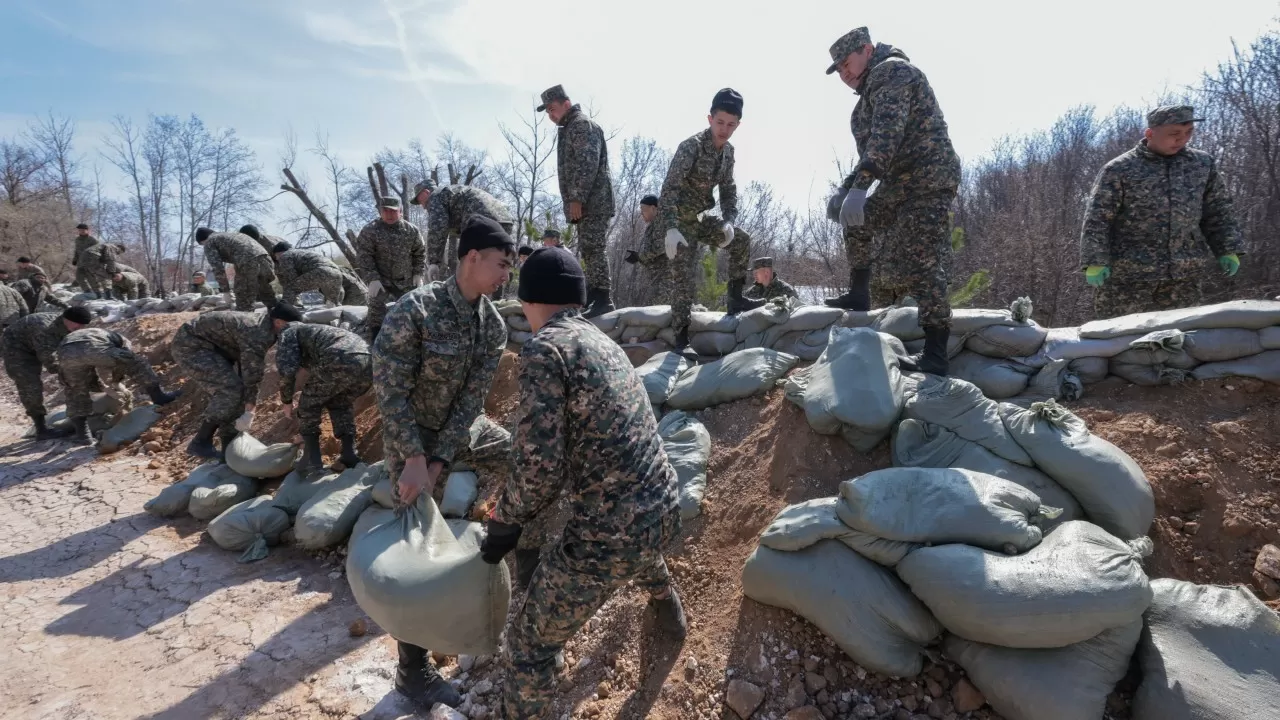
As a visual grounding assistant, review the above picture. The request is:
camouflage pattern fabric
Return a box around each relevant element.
[170,311,278,433]
[866,192,955,328]
[424,185,515,268]
[337,266,368,306]
[1094,278,1205,319]
[10,279,67,313]
[635,220,674,302]
[1,312,72,416]
[276,324,372,437]
[15,264,46,283]
[385,415,512,511]
[1080,140,1242,283]
[203,233,277,310]
[355,216,425,340]
[0,283,28,329]
[556,105,615,292]
[657,129,738,234]
[493,309,679,718]
[71,233,99,268]
[111,271,149,300]
[575,215,612,292]
[744,275,799,301]
[189,283,215,297]
[277,249,346,306]
[56,328,160,418]
[668,215,752,336]
[78,244,124,293]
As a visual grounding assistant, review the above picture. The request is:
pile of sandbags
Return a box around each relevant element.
[666,348,797,411]
[145,462,254,518]
[295,463,381,550]
[635,352,691,412]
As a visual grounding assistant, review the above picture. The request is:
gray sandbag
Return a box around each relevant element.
[1163,350,1200,370]
[207,496,292,563]
[1017,358,1082,403]
[835,468,1058,554]
[1016,327,1143,367]
[891,419,1082,529]
[506,314,532,333]
[946,621,1142,720]
[950,352,1034,399]
[743,540,942,677]
[837,309,884,328]
[303,307,343,324]
[735,331,766,350]
[1000,400,1154,539]
[1109,359,1188,386]
[615,324,661,344]
[902,333,968,360]
[339,305,368,324]
[735,299,793,341]
[657,411,711,520]
[1129,328,1185,352]
[689,311,737,334]
[97,405,163,454]
[1191,350,1280,384]
[494,299,523,316]
[966,319,1049,358]
[1132,579,1280,720]
[346,495,512,655]
[1079,299,1280,339]
[188,472,258,520]
[759,497,920,566]
[873,306,925,341]
[655,326,677,347]
[762,306,845,347]
[144,462,244,518]
[1069,356,1109,384]
[1261,326,1280,349]
[273,469,343,515]
[439,471,478,518]
[369,464,394,508]
[635,352,691,409]
[225,434,298,479]
[295,464,379,550]
[897,521,1153,648]
[1113,346,1172,365]
[904,376,1033,466]
[615,305,671,328]
[586,307,620,332]
[666,348,797,411]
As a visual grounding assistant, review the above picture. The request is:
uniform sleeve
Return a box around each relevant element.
[205,241,229,288]
[354,225,380,283]
[493,338,569,526]
[432,337,502,466]
[638,222,666,265]
[719,146,739,224]
[561,120,601,206]
[71,240,79,266]
[37,330,63,373]
[426,193,449,266]
[410,224,426,277]
[276,327,301,403]
[44,289,68,309]
[855,66,915,184]
[373,296,427,459]
[238,330,271,405]
[658,139,698,230]
[782,280,799,299]
[1080,164,1122,269]
[275,255,295,287]
[1201,158,1243,257]
[742,284,762,300]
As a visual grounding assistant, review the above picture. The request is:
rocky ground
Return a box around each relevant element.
[0,314,1277,720]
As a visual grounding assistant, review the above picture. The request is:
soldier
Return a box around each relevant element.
[195,227,279,311]
[0,269,10,284]
[189,272,215,296]
[71,223,100,291]
[658,88,763,347]
[277,323,371,475]
[623,194,674,304]
[410,179,515,279]
[11,272,69,313]
[78,242,128,299]
[540,228,563,248]
[272,241,366,307]
[238,224,284,256]
[171,304,301,459]
[821,26,961,377]
[480,247,687,719]
[743,257,799,301]
[0,281,28,330]
[56,327,181,445]
[496,245,535,301]
[2,308,92,440]
[372,215,515,711]
[538,84,617,318]
[1081,105,1243,318]
[15,257,46,283]
[111,270,150,300]
[355,197,426,343]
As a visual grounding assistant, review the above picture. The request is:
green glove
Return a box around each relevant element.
[1218,254,1240,276]
[1084,265,1111,287]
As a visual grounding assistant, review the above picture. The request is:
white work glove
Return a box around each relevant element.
[664,228,688,261]
[104,382,129,404]
[720,223,735,248]
[427,264,441,282]
[234,409,255,433]
[840,188,869,228]
[366,280,384,297]
[412,274,424,287]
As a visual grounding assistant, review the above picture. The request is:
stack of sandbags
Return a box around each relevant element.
[657,411,712,520]
[635,351,691,412]
[903,376,1032,466]
[295,463,380,550]
[665,348,797,411]
[688,311,739,356]
[167,293,203,312]
[226,434,299,479]
[144,462,253,518]
[1106,329,1196,386]
[760,306,845,360]
[732,298,797,350]
[608,306,673,345]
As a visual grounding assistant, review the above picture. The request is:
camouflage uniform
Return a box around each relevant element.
[744,276,798,301]
[16,264,46,283]
[276,249,348,306]
[658,129,752,335]
[493,309,680,719]
[277,324,372,438]
[337,266,368,306]
[56,328,161,419]
[1081,139,1242,318]
[10,279,68,313]
[190,282,215,297]
[77,243,123,296]
[555,105,615,293]
[203,232,278,311]
[2,312,72,417]
[635,219,673,303]
[0,283,29,330]
[170,311,278,436]
[72,233,100,290]
[111,270,149,300]
[355,216,426,342]
[424,185,515,272]
[372,278,511,508]
[842,41,960,329]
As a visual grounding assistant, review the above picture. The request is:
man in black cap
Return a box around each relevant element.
[482,246,686,719]
[71,223,101,292]
[2,307,92,440]
[822,26,961,377]
[356,196,426,342]
[196,227,279,311]
[538,84,617,319]
[239,224,287,256]
[15,257,46,283]
[371,215,515,712]
[11,272,69,313]
[623,194,674,304]
[743,257,798,301]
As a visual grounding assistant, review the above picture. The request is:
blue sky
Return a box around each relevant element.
[1,0,1277,225]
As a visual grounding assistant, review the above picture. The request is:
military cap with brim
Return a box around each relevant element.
[711,88,744,118]
[1147,105,1204,127]
[827,27,872,74]
[76,223,89,230]
[536,84,569,112]
[752,257,774,270]
[378,196,401,209]
[543,228,562,239]
[409,179,436,204]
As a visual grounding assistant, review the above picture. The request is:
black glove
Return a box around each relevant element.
[624,250,640,265]
[480,518,523,565]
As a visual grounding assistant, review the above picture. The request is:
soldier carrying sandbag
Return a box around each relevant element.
[11,272,68,313]
[272,241,367,308]
[56,327,181,445]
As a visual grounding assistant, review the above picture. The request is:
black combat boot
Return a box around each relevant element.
[186,420,220,459]
[218,429,239,460]
[651,586,688,641]
[70,417,94,446]
[338,433,361,468]
[824,268,872,311]
[673,327,700,362]
[395,641,461,709]
[147,385,182,406]
[515,547,542,588]
[298,433,323,476]
[725,279,766,316]
[31,414,74,440]
[583,288,616,319]
[918,326,951,377]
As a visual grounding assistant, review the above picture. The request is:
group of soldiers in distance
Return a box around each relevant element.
[0,22,1250,719]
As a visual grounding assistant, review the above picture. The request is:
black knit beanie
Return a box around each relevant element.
[239,224,262,240]
[457,215,516,258]
[63,307,93,325]
[195,227,213,243]
[269,303,304,323]
[272,241,292,254]
[518,247,587,306]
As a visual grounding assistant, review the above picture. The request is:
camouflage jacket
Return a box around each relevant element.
[276,249,337,288]
[190,283,215,297]
[848,43,961,199]
[0,283,29,327]
[71,234,100,266]
[16,264,47,282]
[78,243,122,276]
[112,271,149,300]
[10,279,67,312]
[3,312,72,370]
[276,323,369,402]
[181,311,278,403]
[203,232,270,288]
[1080,140,1243,282]
[255,233,285,256]
[354,218,425,287]
[658,129,738,232]
[637,219,667,266]
[557,105,615,220]
[744,276,799,301]
[373,277,507,465]
[58,327,130,356]
[493,308,678,547]
[424,186,514,266]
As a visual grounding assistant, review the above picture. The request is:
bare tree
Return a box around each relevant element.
[494,109,558,244]
[0,140,48,206]
[29,112,79,218]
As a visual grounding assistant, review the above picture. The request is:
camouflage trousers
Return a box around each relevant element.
[386,414,512,511]
[339,267,368,306]
[1094,278,1203,320]
[295,353,371,437]
[170,327,246,435]
[364,283,411,345]
[283,266,345,307]
[75,267,107,295]
[232,255,278,311]
[576,215,612,294]
[501,511,680,719]
[847,191,954,329]
[643,255,673,307]
[57,342,160,418]
[112,278,149,300]
[2,346,48,417]
[670,215,751,335]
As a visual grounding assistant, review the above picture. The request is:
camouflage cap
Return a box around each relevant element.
[542,228,562,239]
[826,27,872,75]
[752,257,774,270]
[1147,105,1203,128]
[409,179,436,204]
[379,196,401,209]
[536,84,569,112]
